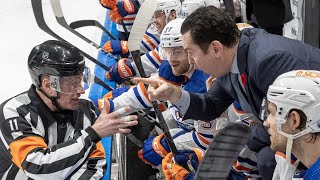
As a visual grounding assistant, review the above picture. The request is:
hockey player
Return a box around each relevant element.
[0,40,138,179]
[104,0,181,84]
[100,0,142,40]
[98,17,216,164]
[100,0,160,57]
[262,70,320,180]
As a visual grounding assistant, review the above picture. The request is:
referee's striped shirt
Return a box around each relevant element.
[0,85,106,180]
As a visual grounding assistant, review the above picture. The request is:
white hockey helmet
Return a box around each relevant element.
[156,0,181,19]
[265,70,320,139]
[204,0,221,7]
[160,18,184,48]
[180,0,220,19]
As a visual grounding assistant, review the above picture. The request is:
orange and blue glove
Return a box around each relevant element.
[103,40,129,57]
[106,58,136,84]
[99,0,117,10]
[138,133,170,167]
[97,86,130,112]
[162,149,204,180]
[109,0,140,23]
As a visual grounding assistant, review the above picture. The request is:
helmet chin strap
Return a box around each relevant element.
[39,88,64,111]
[183,64,194,76]
[286,137,293,164]
[187,64,194,73]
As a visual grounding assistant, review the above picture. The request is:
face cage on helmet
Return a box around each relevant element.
[49,66,92,94]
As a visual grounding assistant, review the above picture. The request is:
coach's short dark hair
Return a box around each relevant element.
[181,6,240,53]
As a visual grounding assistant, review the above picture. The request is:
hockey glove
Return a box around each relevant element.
[162,149,204,180]
[100,0,117,10]
[97,98,114,113]
[103,40,129,57]
[109,0,139,23]
[138,133,170,166]
[106,58,136,84]
[158,60,187,86]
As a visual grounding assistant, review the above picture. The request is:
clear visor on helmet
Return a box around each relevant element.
[49,67,92,94]
[161,47,188,61]
[260,97,287,124]
[259,97,269,121]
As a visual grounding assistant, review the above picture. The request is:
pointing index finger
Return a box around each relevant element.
[132,77,161,88]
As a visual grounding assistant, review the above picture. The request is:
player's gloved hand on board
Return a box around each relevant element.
[109,0,140,23]
[97,86,130,111]
[100,0,117,10]
[106,58,136,84]
[103,40,129,57]
[138,133,170,166]
[162,149,204,180]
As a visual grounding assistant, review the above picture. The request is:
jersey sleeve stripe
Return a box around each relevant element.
[9,136,47,170]
[133,86,149,109]
[143,35,157,49]
[233,161,252,172]
[141,41,152,52]
[192,131,206,150]
[151,49,161,64]
[145,31,160,44]
[123,17,135,21]
[89,141,106,159]
[195,132,211,145]
[138,83,151,103]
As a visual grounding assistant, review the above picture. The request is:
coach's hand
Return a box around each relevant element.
[133,77,182,103]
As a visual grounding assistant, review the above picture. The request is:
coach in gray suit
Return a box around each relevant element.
[135,6,320,180]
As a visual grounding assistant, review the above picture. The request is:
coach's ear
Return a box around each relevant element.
[210,40,223,59]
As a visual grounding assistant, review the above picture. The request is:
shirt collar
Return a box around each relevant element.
[231,51,240,74]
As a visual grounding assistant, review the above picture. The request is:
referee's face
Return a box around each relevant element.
[56,75,85,110]
[57,91,84,110]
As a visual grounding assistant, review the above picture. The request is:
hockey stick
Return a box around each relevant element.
[49,0,119,60]
[128,0,178,154]
[195,123,251,180]
[93,76,113,91]
[120,20,130,40]
[31,0,111,72]
[69,20,117,40]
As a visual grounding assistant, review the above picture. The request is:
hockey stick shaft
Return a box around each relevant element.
[31,0,111,72]
[50,0,119,60]
[120,20,130,40]
[128,0,178,154]
[31,0,116,92]
[69,20,117,40]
